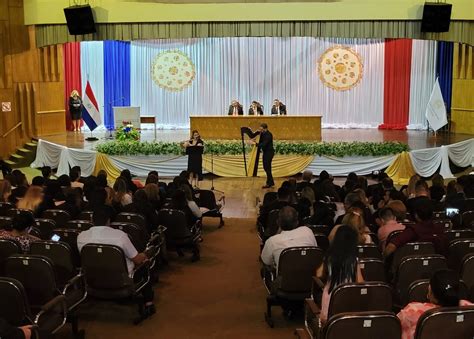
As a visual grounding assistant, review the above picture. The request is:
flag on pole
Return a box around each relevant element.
[425,78,448,132]
[82,81,102,131]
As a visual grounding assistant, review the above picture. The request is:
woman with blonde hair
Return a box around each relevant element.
[69,89,82,132]
[404,174,420,199]
[113,177,132,207]
[17,186,44,214]
[329,208,372,245]
[0,179,12,202]
[144,183,161,212]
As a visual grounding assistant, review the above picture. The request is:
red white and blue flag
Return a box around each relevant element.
[81,81,102,131]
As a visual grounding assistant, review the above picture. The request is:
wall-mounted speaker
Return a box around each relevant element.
[64,5,96,35]
[421,2,452,33]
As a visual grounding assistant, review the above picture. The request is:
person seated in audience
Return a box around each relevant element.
[384,199,448,257]
[170,189,198,228]
[320,178,340,202]
[16,186,44,216]
[376,207,405,251]
[296,170,313,192]
[87,187,117,221]
[55,188,82,219]
[120,169,138,193]
[0,318,33,339]
[113,177,133,208]
[316,225,364,324]
[0,210,40,252]
[405,180,432,218]
[96,170,109,188]
[341,172,358,200]
[386,200,409,222]
[180,184,203,219]
[307,190,335,229]
[41,166,52,180]
[430,174,445,203]
[448,175,474,213]
[258,187,292,226]
[144,183,162,212]
[77,209,155,315]
[330,208,372,245]
[402,174,421,199]
[12,170,28,188]
[57,174,71,189]
[0,179,12,202]
[123,189,159,233]
[261,206,317,274]
[31,176,45,187]
[69,167,84,189]
[300,186,315,216]
[397,269,472,339]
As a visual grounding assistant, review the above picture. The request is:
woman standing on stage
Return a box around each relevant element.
[184,130,204,187]
[69,90,83,132]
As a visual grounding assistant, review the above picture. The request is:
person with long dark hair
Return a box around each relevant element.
[316,225,364,324]
[183,130,204,187]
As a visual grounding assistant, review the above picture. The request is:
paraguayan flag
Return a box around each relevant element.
[82,81,102,131]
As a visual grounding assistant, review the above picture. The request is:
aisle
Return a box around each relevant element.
[73,218,300,338]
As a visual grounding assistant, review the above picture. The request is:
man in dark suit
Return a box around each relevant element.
[271,99,287,116]
[228,100,243,116]
[248,101,264,115]
[256,123,275,188]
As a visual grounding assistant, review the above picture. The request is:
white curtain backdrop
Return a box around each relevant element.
[306,155,396,176]
[30,140,66,169]
[80,41,105,131]
[407,40,437,130]
[130,37,385,129]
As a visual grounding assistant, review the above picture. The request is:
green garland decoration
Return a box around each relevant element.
[95,140,409,157]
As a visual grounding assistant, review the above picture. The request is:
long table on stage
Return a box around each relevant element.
[190,116,322,141]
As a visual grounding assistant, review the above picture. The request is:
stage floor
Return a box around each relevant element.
[38,129,473,152]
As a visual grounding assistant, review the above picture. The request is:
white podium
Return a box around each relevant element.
[113,106,141,128]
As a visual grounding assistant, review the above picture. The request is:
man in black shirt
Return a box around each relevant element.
[257,123,275,188]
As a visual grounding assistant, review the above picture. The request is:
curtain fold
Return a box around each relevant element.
[436,41,454,114]
[104,41,131,130]
[63,42,82,131]
[379,39,412,130]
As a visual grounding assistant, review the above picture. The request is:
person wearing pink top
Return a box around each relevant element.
[377,207,405,251]
[397,269,473,339]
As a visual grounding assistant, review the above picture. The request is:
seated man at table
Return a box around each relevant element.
[271,99,287,116]
[228,100,243,116]
[248,101,264,115]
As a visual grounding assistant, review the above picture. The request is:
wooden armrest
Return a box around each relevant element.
[305,298,321,315]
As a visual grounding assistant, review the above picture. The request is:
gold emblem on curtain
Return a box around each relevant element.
[151,50,196,91]
[318,45,363,91]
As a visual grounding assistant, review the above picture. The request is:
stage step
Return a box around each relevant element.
[4,140,38,169]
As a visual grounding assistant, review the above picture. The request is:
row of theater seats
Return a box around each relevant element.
[256,200,474,337]
[0,203,209,337]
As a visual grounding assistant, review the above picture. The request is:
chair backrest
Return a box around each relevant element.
[0,238,21,272]
[110,222,148,252]
[116,213,147,233]
[30,241,75,286]
[5,254,58,307]
[445,229,474,242]
[42,209,70,227]
[386,229,405,246]
[80,244,132,289]
[397,254,447,305]
[264,209,280,238]
[323,311,401,339]
[77,211,93,222]
[66,220,93,232]
[157,209,193,239]
[306,224,330,236]
[407,279,430,303]
[195,189,217,210]
[357,244,383,260]
[262,191,278,206]
[0,216,13,230]
[414,306,474,339]
[52,229,81,267]
[7,208,33,219]
[461,253,474,297]
[433,219,452,231]
[433,211,447,220]
[277,247,324,293]
[0,277,32,326]
[328,282,393,318]
[461,211,474,229]
[359,258,385,282]
[392,242,436,275]
[33,218,56,240]
[314,233,329,252]
[447,238,474,273]
[0,202,15,216]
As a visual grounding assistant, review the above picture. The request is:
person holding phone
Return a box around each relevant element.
[0,210,40,252]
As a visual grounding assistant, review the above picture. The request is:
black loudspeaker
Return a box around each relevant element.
[64,5,96,35]
[421,2,452,32]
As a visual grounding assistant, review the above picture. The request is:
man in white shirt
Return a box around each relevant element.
[77,209,155,315]
[261,206,317,273]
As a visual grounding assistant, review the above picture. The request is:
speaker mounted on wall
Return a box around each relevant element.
[421,2,452,33]
[64,5,96,35]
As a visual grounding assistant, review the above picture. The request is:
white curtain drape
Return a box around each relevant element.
[57,149,97,177]
[109,155,190,177]
[31,140,66,169]
[130,37,385,129]
[407,40,437,130]
[306,155,396,176]
[80,41,105,131]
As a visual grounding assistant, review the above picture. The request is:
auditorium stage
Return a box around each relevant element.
[37,129,472,152]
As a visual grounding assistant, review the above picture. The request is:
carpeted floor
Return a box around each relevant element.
[62,218,301,339]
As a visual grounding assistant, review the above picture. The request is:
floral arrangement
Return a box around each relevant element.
[96,139,409,157]
[115,121,140,141]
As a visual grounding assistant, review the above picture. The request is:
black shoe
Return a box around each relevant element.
[262,185,274,189]
[145,304,156,318]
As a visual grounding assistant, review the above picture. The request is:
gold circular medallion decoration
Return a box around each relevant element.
[152,50,196,92]
[318,46,363,91]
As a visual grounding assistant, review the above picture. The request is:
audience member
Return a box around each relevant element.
[57,174,71,188]
[0,210,40,252]
[41,166,52,179]
[377,207,405,251]
[296,170,313,192]
[405,180,432,217]
[69,167,84,189]
[316,225,364,324]
[330,208,372,245]
[0,318,33,339]
[386,200,408,222]
[0,179,12,202]
[31,176,45,187]
[397,269,472,339]
[144,183,161,212]
[123,189,159,233]
[16,186,43,215]
[113,177,133,207]
[258,187,292,226]
[120,169,138,193]
[170,189,198,228]
[180,184,202,219]
[96,170,108,188]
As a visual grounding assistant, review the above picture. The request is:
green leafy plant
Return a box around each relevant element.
[115,121,140,141]
[96,140,409,157]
